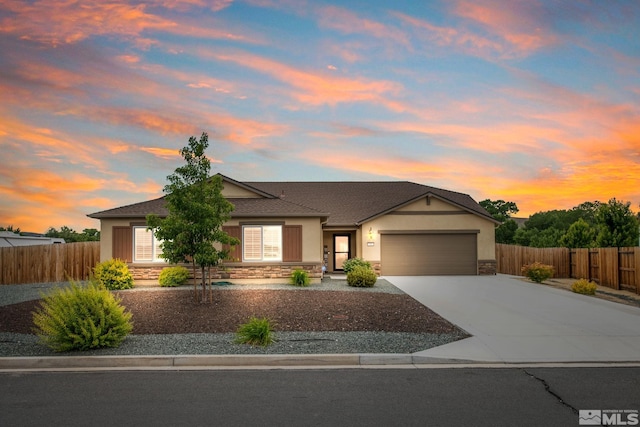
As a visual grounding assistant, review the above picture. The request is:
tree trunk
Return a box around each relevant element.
[192,261,198,302]
[208,266,212,303]
[200,265,207,303]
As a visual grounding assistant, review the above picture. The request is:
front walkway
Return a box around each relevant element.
[386,275,640,363]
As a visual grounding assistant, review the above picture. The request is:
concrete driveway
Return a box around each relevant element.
[386,274,640,363]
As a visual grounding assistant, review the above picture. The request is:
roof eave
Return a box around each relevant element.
[231,213,327,218]
[356,192,500,225]
[218,173,277,198]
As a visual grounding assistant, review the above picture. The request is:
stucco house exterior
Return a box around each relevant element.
[88,174,498,280]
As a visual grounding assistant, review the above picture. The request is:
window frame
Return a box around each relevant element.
[242,225,283,262]
[133,226,165,263]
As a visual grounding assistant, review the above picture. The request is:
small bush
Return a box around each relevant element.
[32,282,133,352]
[92,258,134,290]
[159,266,189,287]
[521,262,554,283]
[347,265,377,287]
[235,317,275,346]
[290,269,310,287]
[572,278,597,295]
[342,258,372,274]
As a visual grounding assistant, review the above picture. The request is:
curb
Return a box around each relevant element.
[0,353,471,370]
[3,354,640,371]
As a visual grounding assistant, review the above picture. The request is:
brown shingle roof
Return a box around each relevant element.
[87,194,327,219]
[247,181,496,226]
[88,176,495,225]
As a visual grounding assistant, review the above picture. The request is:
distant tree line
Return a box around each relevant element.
[480,199,640,248]
[0,226,100,242]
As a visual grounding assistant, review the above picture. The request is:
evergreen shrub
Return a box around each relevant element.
[32,282,133,352]
[346,265,377,287]
[521,262,554,283]
[92,258,134,290]
[159,266,190,287]
[342,258,372,274]
[571,278,597,295]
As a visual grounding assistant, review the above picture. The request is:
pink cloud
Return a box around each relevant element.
[209,50,403,108]
[0,0,258,47]
[394,12,504,58]
[316,5,411,48]
[151,0,234,12]
[0,1,176,46]
[451,0,559,56]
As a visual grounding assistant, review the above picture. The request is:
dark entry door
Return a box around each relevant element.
[333,234,351,271]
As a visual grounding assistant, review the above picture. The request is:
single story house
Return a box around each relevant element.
[88,174,499,280]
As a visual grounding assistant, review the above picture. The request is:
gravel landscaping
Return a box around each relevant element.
[0,278,469,357]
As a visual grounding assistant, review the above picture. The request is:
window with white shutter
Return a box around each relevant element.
[133,227,165,262]
[242,225,282,262]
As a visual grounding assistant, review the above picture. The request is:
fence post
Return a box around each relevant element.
[635,248,640,295]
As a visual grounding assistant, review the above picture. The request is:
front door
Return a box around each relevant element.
[333,234,351,271]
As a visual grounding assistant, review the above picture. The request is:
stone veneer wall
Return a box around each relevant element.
[478,260,497,275]
[371,262,382,276]
[129,263,322,281]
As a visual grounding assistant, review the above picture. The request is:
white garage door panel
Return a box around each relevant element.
[381,234,477,275]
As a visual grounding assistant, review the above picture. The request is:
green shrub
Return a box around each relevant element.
[342,258,372,274]
[290,269,310,287]
[32,282,133,352]
[347,265,377,287]
[235,317,275,346]
[521,262,554,283]
[159,266,190,287]
[572,278,597,295]
[92,258,134,290]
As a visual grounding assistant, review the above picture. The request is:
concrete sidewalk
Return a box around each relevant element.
[387,274,640,363]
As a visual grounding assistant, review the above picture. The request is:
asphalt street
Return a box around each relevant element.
[1,367,638,427]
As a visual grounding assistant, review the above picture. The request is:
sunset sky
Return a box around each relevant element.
[1,0,639,233]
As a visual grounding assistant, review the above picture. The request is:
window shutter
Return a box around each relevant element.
[112,226,132,262]
[243,226,262,261]
[223,226,242,261]
[283,225,302,262]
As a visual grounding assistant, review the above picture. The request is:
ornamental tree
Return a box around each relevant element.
[147,132,239,302]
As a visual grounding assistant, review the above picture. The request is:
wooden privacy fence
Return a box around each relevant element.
[496,244,640,294]
[0,242,100,285]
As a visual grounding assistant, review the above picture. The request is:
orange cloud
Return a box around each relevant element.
[208,50,403,108]
[139,147,181,159]
[0,167,103,232]
[0,116,106,169]
[494,156,640,217]
[0,160,164,233]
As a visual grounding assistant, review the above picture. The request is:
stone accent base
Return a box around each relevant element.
[478,260,497,275]
[129,263,322,281]
[371,262,382,276]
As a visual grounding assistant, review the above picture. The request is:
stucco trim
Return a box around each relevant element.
[379,229,481,235]
[386,211,472,216]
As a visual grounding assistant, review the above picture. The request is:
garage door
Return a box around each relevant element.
[381,233,477,275]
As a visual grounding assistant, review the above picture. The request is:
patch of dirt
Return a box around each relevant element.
[0,289,464,336]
